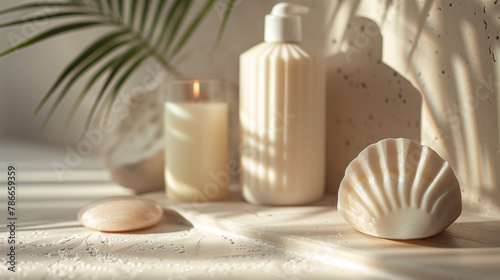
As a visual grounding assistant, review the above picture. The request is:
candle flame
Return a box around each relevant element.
[193,80,200,100]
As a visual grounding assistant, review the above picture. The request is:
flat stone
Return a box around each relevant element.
[78,196,163,232]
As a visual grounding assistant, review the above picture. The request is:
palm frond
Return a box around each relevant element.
[129,0,138,27]
[147,1,167,41]
[65,49,126,128]
[169,0,215,59]
[105,51,152,119]
[0,0,234,134]
[35,30,130,116]
[139,0,151,33]
[0,21,108,57]
[115,0,124,19]
[0,12,95,28]
[160,0,192,54]
[0,2,83,16]
[84,43,144,131]
[211,0,235,53]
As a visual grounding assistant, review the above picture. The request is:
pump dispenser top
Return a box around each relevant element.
[264,2,309,43]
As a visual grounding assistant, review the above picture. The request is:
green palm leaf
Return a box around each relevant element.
[116,0,124,19]
[147,1,167,41]
[0,0,234,134]
[129,0,138,27]
[84,43,144,131]
[139,0,151,33]
[0,2,83,16]
[212,0,234,53]
[161,0,192,54]
[65,39,131,128]
[169,0,214,58]
[66,57,119,130]
[0,12,96,28]
[35,30,130,116]
[105,51,152,119]
[0,21,108,57]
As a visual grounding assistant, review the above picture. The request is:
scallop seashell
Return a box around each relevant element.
[78,196,163,232]
[337,138,462,240]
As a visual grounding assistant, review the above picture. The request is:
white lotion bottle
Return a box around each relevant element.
[239,2,325,205]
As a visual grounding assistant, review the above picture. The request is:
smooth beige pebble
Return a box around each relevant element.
[78,196,163,232]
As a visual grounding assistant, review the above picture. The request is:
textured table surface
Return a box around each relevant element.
[1,138,500,279]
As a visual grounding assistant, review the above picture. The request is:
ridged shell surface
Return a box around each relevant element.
[338,138,462,239]
[78,196,163,232]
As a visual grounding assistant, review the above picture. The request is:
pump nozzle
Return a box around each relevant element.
[264,2,309,43]
[270,2,309,17]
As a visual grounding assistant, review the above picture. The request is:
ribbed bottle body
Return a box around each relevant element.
[239,42,325,205]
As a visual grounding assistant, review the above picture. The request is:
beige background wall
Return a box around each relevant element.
[1,0,499,213]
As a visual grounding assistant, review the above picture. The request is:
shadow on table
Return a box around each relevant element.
[397,220,500,249]
[12,209,193,235]
[129,209,193,234]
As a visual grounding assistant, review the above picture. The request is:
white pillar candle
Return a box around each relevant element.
[164,80,229,202]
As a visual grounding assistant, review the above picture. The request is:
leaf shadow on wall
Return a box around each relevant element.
[399,0,500,215]
[325,17,422,194]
